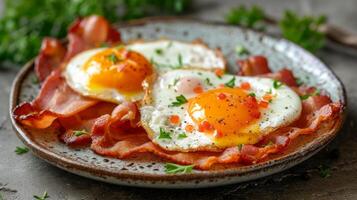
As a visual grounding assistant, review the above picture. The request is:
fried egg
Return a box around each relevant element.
[64,47,153,103]
[140,70,302,152]
[127,40,226,72]
[64,40,225,103]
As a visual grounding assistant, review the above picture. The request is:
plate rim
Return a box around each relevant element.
[9,17,347,183]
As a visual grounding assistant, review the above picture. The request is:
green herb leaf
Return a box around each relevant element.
[295,78,304,86]
[164,163,194,174]
[248,92,256,97]
[73,129,88,137]
[224,77,236,88]
[279,11,326,53]
[235,45,250,56]
[0,0,190,65]
[300,94,311,100]
[106,53,119,64]
[15,146,29,155]
[178,133,187,139]
[273,80,283,89]
[33,191,49,200]
[167,41,173,49]
[318,165,331,178]
[173,78,180,86]
[177,53,183,68]
[225,5,265,30]
[170,95,188,107]
[237,144,244,151]
[205,78,213,86]
[159,128,172,140]
[32,76,40,84]
[155,48,163,55]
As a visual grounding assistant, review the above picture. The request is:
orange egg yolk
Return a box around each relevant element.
[83,47,153,96]
[187,87,262,147]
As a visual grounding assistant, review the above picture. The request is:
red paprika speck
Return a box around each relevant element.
[199,121,213,132]
[217,93,226,100]
[240,82,251,90]
[259,101,269,108]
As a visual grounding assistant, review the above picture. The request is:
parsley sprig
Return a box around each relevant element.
[15,146,29,155]
[280,11,326,53]
[318,165,331,178]
[225,6,327,53]
[225,5,265,30]
[164,163,194,174]
[0,0,190,65]
[170,95,188,107]
[33,191,49,200]
[106,53,119,64]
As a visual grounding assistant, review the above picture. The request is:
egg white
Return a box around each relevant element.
[140,69,302,152]
[127,40,226,72]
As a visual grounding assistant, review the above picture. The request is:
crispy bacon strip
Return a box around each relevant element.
[13,70,98,129]
[237,55,271,76]
[35,38,66,81]
[89,95,341,169]
[65,15,121,60]
[34,16,121,82]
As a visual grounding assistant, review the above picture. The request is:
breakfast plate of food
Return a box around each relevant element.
[10,16,346,188]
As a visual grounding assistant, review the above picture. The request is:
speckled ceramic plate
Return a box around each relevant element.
[10,18,347,188]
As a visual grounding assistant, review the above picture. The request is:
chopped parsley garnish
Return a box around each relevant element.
[224,77,236,88]
[205,78,213,86]
[235,45,250,56]
[170,95,188,107]
[173,78,180,86]
[318,165,331,178]
[155,48,163,55]
[73,129,87,136]
[237,144,243,151]
[106,53,119,64]
[267,88,272,94]
[32,76,40,84]
[167,41,173,49]
[164,163,194,174]
[265,141,274,146]
[248,92,256,97]
[33,191,49,200]
[116,44,125,50]
[178,133,187,139]
[15,146,29,155]
[159,128,172,139]
[300,94,311,100]
[177,53,183,68]
[100,42,109,47]
[295,78,304,86]
[273,80,283,89]
[300,89,321,100]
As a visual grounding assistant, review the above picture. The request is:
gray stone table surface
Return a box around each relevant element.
[1,0,357,199]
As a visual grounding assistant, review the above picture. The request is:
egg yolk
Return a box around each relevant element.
[187,87,262,147]
[83,47,153,96]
